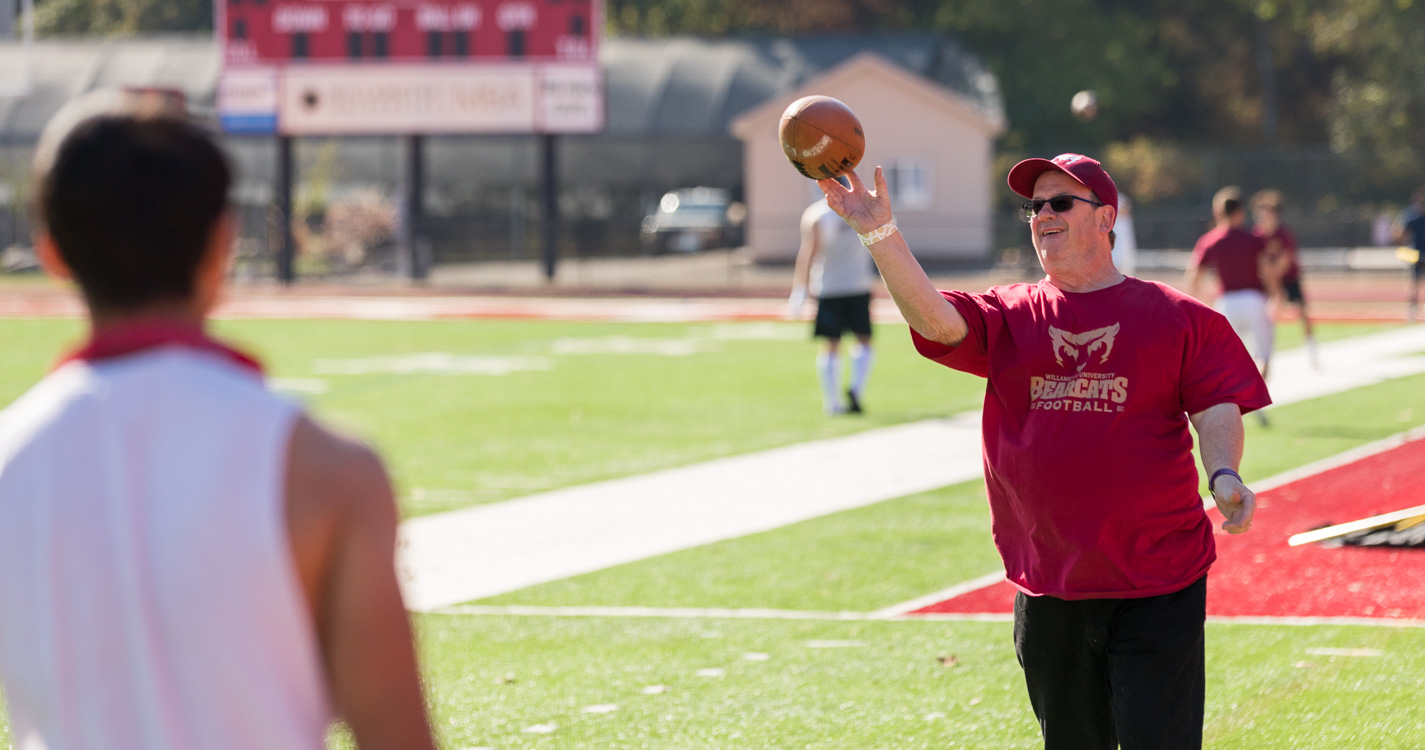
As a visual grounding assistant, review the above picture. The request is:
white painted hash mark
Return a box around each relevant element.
[1304,647,1384,657]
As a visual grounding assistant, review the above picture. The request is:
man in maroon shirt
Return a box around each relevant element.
[818,154,1269,750]
[1185,187,1288,383]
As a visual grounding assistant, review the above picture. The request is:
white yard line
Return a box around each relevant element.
[399,413,986,611]
[398,325,1425,613]
[867,571,1008,618]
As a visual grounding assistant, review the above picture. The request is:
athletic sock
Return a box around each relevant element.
[817,351,841,414]
[849,343,874,398]
[1306,335,1320,370]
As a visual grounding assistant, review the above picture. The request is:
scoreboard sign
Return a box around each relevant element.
[216,0,603,135]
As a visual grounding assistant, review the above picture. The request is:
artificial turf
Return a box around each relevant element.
[336,614,1425,749]
[1,317,990,516]
[474,369,1425,613]
[0,319,1405,519]
[1,318,1421,749]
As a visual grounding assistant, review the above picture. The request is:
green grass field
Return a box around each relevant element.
[0,316,1421,749]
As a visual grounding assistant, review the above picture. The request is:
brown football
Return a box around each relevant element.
[778,95,865,181]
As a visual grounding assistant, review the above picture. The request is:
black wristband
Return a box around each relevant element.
[1209,468,1242,494]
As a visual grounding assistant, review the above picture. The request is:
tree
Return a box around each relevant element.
[32,0,211,35]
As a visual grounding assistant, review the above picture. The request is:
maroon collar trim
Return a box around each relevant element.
[56,320,264,375]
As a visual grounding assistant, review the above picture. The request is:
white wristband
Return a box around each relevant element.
[859,219,898,247]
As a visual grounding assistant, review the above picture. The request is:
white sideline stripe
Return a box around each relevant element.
[431,605,1425,629]
[398,325,1425,612]
[1208,616,1425,628]
[398,413,986,611]
[1249,423,1425,494]
[1199,423,1425,512]
[868,571,1007,618]
[436,605,880,620]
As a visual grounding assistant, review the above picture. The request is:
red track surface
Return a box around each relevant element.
[913,437,1425,620]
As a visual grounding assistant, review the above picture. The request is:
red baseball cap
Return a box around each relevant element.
[1008,153,1119,214]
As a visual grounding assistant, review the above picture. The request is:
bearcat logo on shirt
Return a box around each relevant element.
[1031,323,1127,414]
[1048,323,1119,373]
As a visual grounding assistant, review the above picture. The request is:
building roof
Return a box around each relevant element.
[604,34,1003,138]
[729,50,1006,139]
[0,36,219,144]
[0,32,1002,143]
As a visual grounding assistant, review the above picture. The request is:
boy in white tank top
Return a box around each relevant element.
[0,91,437,750]
[789,196,877,415]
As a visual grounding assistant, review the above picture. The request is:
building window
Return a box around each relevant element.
[569,14,584,35]
[427,30,443,57]
[373,31,389,58]
[885,157,934,210]
[454,32,469,57]
[347,31,362,58]
[507,30,525,57]
[232,19,247,39]
[291,32,309,59]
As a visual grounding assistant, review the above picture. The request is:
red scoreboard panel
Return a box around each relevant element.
[222,0,596,65]
[216,0,604,134]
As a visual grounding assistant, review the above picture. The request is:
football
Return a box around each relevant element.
[1071,90,1098,121]
[778,95,865,181]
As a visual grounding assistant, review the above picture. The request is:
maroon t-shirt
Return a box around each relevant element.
[1255,226,1300,282]
[1191,226,1268,292]
[912,278,1271,600]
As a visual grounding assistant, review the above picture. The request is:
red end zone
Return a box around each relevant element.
[911,435,1425,620]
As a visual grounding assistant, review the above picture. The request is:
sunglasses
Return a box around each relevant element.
[1022,194,1103,222]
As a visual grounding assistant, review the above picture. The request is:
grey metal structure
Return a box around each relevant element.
[0,33,1001,265]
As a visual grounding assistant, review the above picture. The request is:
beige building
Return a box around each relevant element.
[732,52,1005,264]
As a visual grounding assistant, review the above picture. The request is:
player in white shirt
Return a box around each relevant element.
[790,195,878,414]
[0,90,437,750]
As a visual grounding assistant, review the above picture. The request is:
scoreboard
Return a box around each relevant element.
[222,0,595,64]
[216,0,604,135]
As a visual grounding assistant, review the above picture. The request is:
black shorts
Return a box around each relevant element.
[1281,277,1305,304]
[813,293,873,339]
[1414,262,1425,281]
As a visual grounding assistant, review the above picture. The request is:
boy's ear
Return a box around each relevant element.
[35,233,74,281]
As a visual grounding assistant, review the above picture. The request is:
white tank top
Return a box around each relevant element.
[803,200,875,298]
[0,348,332,750]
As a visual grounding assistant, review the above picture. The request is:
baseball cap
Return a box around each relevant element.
[1008,153,1119,214]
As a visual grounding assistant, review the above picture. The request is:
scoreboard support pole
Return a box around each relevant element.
[541,133,559,281]
[276,135,296,285]
[403,134,427,281]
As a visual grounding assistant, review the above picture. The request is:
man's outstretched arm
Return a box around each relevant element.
[817,167,968,346]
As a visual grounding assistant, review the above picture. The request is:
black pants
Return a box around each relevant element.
[1013,576,1206,750]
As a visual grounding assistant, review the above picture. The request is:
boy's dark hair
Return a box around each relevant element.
[34,93,231,312]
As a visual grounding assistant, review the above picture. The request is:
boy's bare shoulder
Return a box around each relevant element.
[286,414,395,522]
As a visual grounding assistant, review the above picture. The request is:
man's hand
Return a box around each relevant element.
[818,167,894,236]
[1211,473,1256,534]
